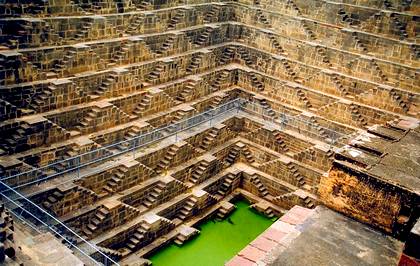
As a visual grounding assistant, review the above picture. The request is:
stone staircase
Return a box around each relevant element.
[0,99,20,120]
[133,0,151,11]
[204,5,221,23]
[186,53,204,74]
[83,206,110,238]
[330,74,351,97]
[302,195,315,209]
[171,109,189,124]
[309,117,330,140]
[189,160,210,184]
[176,80,196,102]
[146,63,165,83]
[349,103,368,127]
[212,71,230,90]
[248,72,264,91]
[296,89,313,109]
[199,128,220,150]
[257,98,276,118]
[72,20,93,41]
[215,201,236,219]
[174,226,200,245]
[29,85,57,112]
[209,93,228,109]
[268,34,287,55]
[126,14,145,35]
[286,0,302,15]
[142,182,166,209]
[126,222,149,250]
[274,132,289,152]
[300,20,316,40]
[41,189,64,209]
[315,46,332,67]
[238,47,254,67]
[241,145,256,163]
[225,145,241,166]
[351,32,369,53]
[370,58,388,81]
[166,108,192,133]
[220,47,235,64]
[102,167,125,194]
[337,8,357,26]
[279,58,300,82]
[91,72,117,99]
[133,93,153,117]
[390,13,409,39]
[127,216,175,250]
[157,35,176,55]
[256,8,270,26]
[77,107,101,130]
[117,126,142,151]
[97,247,123,261]
[167,9,185,30]
[176,196,198,220]
[217,173,236,197]
[109,41,133,66]
[389,89,410,113]
[155,145,179,174]
[194,27,213,46]
[251,175,269,197]
[54,47,78,74]
[287,162,305,187]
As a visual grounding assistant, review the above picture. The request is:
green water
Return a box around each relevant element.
[149,199,275,266]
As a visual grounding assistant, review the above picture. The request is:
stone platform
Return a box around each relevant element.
[227,205,404,266]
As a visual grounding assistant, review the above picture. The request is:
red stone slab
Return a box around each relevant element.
[261,228,288,243]
[280,206,313,225]
[225,255,256,266]
[250,236,277,252]
[271,220,297,234]
[239,245,267,262]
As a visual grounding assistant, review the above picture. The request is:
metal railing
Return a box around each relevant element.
[0,99,240,191]
[240,100,346,144]
[0,97,348,265]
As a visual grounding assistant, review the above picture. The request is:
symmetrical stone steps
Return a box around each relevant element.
[126,222,149,250]
[83,206,111,238]
[142,182,167,208]
[251,174,269,197]
[156,35,177,56]
[102,168,125,194]
[133,93,153,117]
[176,196,198,220]
[241,145,256,164]
[212,70,231,91]
[176,80,197,102]
[204,5,221,23]
[216,173,237,197]
[186,52,204,74]
[219,46,235,64]
[167,9,186,30]
[225,145,241,166]
[199,128,220,150]
[189,160,210,184]
[194,27,214,46]
[155,146,179,174]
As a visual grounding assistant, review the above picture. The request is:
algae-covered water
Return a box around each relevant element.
[149,199,275,266]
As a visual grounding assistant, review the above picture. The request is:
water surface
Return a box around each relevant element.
[149,199,275,266]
